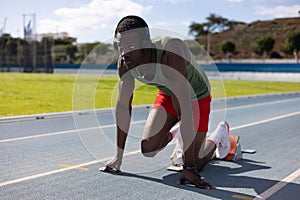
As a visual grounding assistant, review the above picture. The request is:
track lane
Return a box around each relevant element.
[1,93,300,199]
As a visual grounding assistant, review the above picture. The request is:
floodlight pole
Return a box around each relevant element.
[0,17,7,72]
[23,13,36,72]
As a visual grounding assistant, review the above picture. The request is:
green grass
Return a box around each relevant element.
[0,73,299,117]
[223,80,300,97]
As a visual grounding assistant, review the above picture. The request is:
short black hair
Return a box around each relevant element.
[115,15,149,39]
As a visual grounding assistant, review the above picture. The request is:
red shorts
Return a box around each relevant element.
[153,91,211,132]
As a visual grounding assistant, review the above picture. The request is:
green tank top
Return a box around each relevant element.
[131,37,210,100]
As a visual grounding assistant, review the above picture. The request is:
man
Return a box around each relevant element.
[100,15,238,189]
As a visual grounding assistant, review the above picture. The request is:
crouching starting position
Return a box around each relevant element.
[100,15,239,189]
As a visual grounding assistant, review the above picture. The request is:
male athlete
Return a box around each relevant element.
[100,15,239,189]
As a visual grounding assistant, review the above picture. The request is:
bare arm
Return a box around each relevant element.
[161,39,196,165]
[102,58,134,172]
[115,60,135,156]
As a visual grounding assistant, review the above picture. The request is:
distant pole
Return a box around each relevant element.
[33,13,36,72]
[0,17,7,36]
[23,13,36,72]
[0,17,7,72]
[44,38,47,69]
[17,29,22,72]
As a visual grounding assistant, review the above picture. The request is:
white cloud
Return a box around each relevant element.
[151,19,190,30]
[150,19,192,38]
[159,0,192,4]
[226,0,244,2]
[153,21,171,27]
[252,0,289,2]
[38,0,152,41]
[254,4,300,18]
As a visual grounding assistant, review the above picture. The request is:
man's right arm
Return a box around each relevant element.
[113,58,135,164]
[102,58,134,173]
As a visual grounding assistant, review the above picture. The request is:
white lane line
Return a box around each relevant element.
[230,111,300,131]
[0,129,84,143]
[1,111,300,187]
[0,150,140,187]
[213,97,300,112]
[0,120,146,143]
[1,97,300,143]
[253,168,300,200]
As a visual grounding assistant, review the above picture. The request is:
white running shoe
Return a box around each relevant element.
[231,141,242,161]
[170,124,184,166]
[215,121,231,159]
[224,134,241,161]
[172,141,184,166]
[170,123,180,139]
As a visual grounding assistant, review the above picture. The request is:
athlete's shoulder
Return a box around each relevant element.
[159,37,190,64]
[153,36,183,49]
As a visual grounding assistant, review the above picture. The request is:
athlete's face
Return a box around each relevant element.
[115,32,144,69]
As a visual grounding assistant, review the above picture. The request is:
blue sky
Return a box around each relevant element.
[1,0,300,43]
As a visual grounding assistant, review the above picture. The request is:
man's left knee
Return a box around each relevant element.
[141,140,158,158]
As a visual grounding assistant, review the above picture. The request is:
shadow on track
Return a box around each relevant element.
[102,158,300,199]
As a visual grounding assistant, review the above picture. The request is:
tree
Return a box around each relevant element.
[255,36,275,59]
[285,31,300,63]
[81,42,100,54]
[54,37,76,45]
[189,14,245,55]
[6,37,18,56]
[65,45,78,63]
[189,22,208,37]
[221,41,236,61]
[0,34,21,71]
[188,13,246,37]
[206,13,229,33]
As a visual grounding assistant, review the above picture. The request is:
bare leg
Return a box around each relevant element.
[141,108,214,189]
[177,132,215,189]
[195,132,216,172]
[141,108,178,157]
